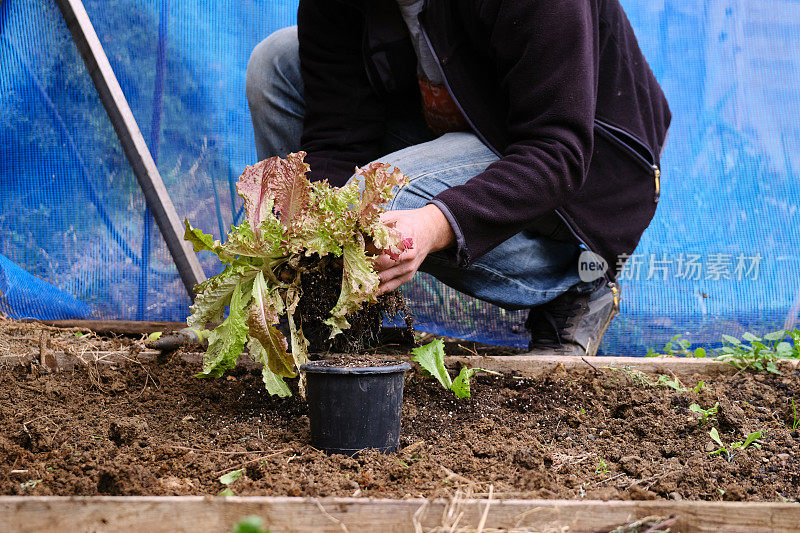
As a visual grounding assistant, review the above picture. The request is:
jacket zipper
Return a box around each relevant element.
[418,17,621,301]
[595,118,661,203]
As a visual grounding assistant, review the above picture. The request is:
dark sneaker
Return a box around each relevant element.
[525,282,620,356]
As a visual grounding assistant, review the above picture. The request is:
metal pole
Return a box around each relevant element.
[55,0,206,299]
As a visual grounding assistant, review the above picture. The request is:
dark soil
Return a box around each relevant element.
[296,255,412,354]
[304,355,406,369]
[2,342,799,501]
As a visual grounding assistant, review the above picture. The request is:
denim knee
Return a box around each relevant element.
[388,184,431,212]
[245,26,301,110]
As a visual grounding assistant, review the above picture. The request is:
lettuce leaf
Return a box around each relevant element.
[248,338,291,397]
[411,339,452,389]
[412,339,500,399]
[222,217,285,260]
[354,162,408,226]
[237,159,279,237]
[285,287,310,368]
[184,219,233,263]
[268,152,312,228]
[187,265,257,329]
[295,181,356,258]
[324,236,380,337]
[353,163,410,256]
[197,282,250,378]
[246,270,295,377]
[450,367,477,399]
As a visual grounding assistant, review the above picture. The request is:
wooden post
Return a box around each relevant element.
[54,0,206,297]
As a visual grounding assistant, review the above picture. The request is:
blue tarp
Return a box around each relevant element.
[1,0,798,353]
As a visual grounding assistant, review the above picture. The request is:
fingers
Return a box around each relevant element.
[377,266,415,294]
[372,246,417,272]
[378,274,414,295]
[376,250,420,295]
[372,253,396,272]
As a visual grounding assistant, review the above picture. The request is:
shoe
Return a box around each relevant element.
[525,281,619,356]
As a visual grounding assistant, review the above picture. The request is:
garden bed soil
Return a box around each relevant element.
[2,328,799,503]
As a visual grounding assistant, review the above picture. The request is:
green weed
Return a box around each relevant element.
[656,374,686,391]
[646,329,800,375]
[715,329,800,374]
[689,402,719,425]
[708,427,763,461]
[604,366,706,393]
[646,334,706,358]
[595,458,610,475]
[218,468,244,496]
[792,399,799,431]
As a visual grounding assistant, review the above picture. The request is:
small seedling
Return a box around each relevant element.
[232,515,270,533]
[595,458,610,475]
[708,427,763,461]
[218,468,244,496]
[693,380,709,393]
[656,374,687,391]
[791,399,799,431]
[689,402,719,425]
[412,339,500,399]
[147,331,163,342]
[20,479,42,490]
[605,366,705,393]
[645,334,706,358]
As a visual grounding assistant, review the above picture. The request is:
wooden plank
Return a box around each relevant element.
[55,0,206,296]
[1,496,799,532]
[443,354,775,378]
[4,349,798,378]
[29,320,187,336]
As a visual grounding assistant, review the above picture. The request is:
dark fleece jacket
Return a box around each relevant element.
[297,0,671,280]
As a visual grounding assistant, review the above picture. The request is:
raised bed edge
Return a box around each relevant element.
[1,496,798,533]
[3,349,798,378]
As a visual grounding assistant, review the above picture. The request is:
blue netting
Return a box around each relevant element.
[1,0,798,353]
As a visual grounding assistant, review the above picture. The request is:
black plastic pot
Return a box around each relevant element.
[300,360,410,455]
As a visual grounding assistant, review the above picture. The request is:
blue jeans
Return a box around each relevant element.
[246,27,584,310]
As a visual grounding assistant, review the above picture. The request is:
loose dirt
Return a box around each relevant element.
[296,256,412,353]
[2,323,798,502]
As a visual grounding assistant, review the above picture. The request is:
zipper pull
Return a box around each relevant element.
[608,282,621,314]
[652,165,661,203]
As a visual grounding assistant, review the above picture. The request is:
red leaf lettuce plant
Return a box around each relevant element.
[184,152,411,397]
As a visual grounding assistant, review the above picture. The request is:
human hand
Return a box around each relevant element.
[373,204,455,294]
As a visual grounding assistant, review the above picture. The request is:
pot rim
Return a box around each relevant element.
[300,360,411,375]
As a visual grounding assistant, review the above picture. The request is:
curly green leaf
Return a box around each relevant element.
[197,283,250,378]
